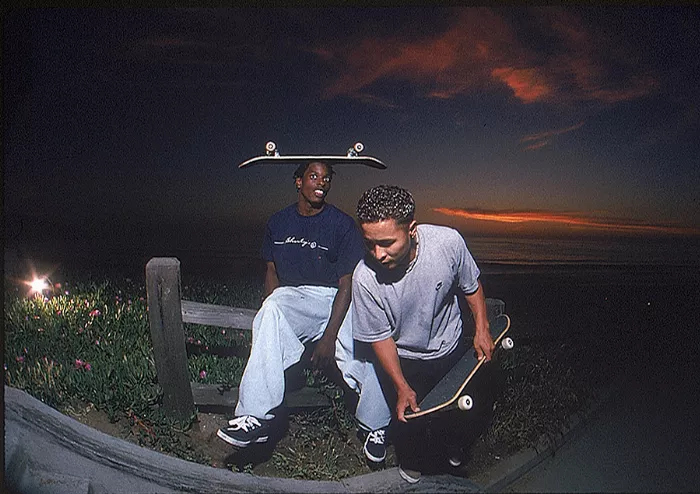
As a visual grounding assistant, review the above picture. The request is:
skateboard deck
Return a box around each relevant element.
[405,313,512,420]
[238,141,387,169]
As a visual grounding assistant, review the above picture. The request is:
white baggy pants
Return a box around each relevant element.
[235,285,391,431]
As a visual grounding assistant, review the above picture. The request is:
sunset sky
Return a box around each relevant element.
[4,7,700,259]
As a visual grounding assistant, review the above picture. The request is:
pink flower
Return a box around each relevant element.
[89,309,101,317]
[15,356,24,363]
[199,370,207,379]
[74,359,92,371]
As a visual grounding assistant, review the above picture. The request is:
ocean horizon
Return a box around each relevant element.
[5,232,698,285]
[466,234,699,268]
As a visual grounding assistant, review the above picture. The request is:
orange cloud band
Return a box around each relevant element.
[433,208,700,235]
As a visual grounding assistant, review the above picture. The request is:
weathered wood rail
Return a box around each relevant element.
[181,300,257,329]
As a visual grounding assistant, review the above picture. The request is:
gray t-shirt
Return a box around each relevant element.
[352,224,481,360]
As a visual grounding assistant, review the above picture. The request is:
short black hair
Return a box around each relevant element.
[293,161,335,180]
[356,185,415,224]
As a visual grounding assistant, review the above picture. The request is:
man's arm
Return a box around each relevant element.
[263,261,279,299]
[464,280,494,361]
[371,337,418,422]
[310,272,353,370]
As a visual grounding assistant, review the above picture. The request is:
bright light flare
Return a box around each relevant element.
[27,277,50,295]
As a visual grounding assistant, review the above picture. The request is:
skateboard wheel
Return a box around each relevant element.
[353,142,364,153]
[265,141,277,153]
[457,395,473,411]
[501,337,514,350]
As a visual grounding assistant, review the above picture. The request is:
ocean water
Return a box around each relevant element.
[6,232,699,284]
[465,235,700,269]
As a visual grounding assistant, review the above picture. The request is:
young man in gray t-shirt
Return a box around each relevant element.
[352,185,494,484]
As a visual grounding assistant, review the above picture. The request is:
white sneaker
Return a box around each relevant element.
[398,465,422,484]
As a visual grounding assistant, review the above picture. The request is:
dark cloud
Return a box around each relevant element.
[315,7,660,107]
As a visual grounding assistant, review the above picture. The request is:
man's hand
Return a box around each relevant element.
[465,281,494,361]
[473,325,494,361]
[310,334,336,370]
[396,384,419,422]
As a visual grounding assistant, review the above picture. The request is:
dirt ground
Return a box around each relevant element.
[66,402,504,481]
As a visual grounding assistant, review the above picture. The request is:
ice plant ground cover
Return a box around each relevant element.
[3,268,616,480]
[3,273,259,465]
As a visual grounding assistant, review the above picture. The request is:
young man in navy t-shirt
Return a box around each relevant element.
[217,162,391,465]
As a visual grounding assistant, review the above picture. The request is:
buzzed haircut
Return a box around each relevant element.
[356,185,415,225]
[293,161,335,181]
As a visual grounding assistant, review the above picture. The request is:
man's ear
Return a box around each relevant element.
[295,177,302,190]
[408,220,418,237]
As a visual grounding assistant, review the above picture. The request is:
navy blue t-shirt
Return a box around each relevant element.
[262,203,365,288]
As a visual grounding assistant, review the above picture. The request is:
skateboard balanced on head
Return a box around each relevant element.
[237,141,387,169]
[405,312,513,420]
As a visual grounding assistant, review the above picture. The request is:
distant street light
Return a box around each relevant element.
[28,277,49,295]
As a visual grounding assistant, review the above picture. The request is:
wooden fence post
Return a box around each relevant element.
[145,257,195,421]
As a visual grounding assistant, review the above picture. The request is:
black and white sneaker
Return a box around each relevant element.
[362,428,387,463]
[217,415,270,447]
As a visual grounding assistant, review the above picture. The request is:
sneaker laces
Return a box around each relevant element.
[228,415,262,432]
[367,429,386,445]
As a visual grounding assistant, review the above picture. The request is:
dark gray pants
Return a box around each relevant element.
[391,340,469,471]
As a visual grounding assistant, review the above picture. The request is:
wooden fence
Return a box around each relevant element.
[146,257,505,420]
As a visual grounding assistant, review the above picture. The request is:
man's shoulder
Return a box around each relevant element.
[353,258,376,282]
[268,203,297,222]
[325,203,355,222]
[418,223,461,239]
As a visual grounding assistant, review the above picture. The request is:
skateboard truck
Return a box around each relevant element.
[265,141,279,156]
[347,142,364,157]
